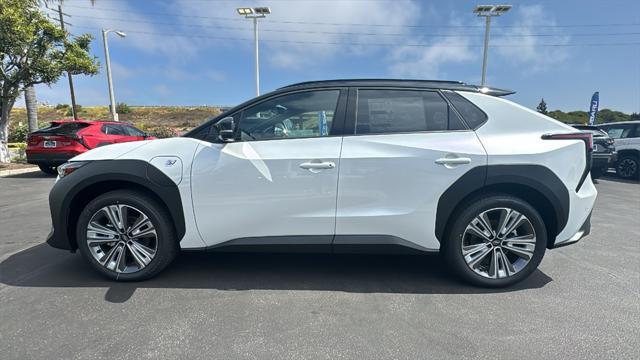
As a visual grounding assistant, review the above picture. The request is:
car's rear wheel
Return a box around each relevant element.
[38,164,58,175]
[76,190,178,281]
[443,194,547,287]
[616,154,639,180]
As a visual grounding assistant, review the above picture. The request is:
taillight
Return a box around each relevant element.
[27,136,38,145]
[542,132,593,192]
[542,132,593,150]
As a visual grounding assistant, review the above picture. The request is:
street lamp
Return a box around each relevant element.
[237,7,271,96]
[102,29,126,121]
[473,4,512,86]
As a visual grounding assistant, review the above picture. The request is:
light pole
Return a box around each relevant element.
[473,4,512,86]
[102,29,126,121]
[237,7,271,96]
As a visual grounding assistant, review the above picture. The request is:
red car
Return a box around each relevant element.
[26,120,154,174]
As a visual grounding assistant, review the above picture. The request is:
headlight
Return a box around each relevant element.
[57,161,89,179]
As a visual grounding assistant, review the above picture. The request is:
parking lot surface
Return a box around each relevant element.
[1,172,639,359]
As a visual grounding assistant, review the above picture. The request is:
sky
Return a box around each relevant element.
[19,0,640,113]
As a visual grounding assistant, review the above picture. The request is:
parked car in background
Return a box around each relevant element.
[597,120,640,180]
[26,120,153,174]
[45,79,596,288]
[570,124,616,179]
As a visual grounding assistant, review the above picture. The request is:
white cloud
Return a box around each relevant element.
[172,0,421,70]
[388,34,475,79]
[494,5,571,72]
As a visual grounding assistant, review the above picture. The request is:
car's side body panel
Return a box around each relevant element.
[335,131,487,250]
[190,137,343,247]
[460,92,597,247]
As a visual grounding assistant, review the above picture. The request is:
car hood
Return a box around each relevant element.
[71,140,152,161]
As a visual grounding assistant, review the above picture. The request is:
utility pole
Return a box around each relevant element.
[57,5,79,120]
[473,5,512,87]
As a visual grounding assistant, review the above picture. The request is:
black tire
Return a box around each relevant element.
[616,154,639,180]
[590,166,605,179]
[38,164,58,175]
[442,193,547,288]
[76,189,178,281]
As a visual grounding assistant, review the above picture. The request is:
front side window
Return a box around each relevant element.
[123,125,145,136]
[355,89,465,135]
[238,90,340,141]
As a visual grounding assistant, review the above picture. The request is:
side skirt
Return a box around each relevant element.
[181,235,438,254]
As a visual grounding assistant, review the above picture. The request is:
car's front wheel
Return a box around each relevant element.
[443,194,547,287]
[76,190,178,281]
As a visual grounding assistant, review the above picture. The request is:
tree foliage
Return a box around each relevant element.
[547,109,636,125]
[536,98,548,115]
[0,0,99,161]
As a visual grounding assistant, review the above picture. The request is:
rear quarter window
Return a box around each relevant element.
[443,91,488,129]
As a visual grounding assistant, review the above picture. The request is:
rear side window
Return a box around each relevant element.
[602,124,635,139]
[443,91,488,129]
[35,122,90,135]
[355,90,466,134]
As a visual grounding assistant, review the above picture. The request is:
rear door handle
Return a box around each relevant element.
[435,157,471,168]
[299,161,336,172]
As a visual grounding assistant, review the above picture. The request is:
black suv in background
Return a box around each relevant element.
[571,124,616,179]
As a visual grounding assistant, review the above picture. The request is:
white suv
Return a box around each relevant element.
[598,120,640,180]
[47,80,596,287]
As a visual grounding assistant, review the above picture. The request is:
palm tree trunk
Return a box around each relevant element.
[25,85,38,132]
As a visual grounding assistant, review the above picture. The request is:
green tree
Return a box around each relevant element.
[536,98,548,115]
[0,0,99,162]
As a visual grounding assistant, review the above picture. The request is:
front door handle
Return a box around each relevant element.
[299,161,336,172]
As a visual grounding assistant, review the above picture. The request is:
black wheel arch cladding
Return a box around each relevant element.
[435,165,570,247]
[47,159,185,251]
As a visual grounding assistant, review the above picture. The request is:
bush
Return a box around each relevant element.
[54,103,70,110]
[116,102,131,114]
[147,126,178,139]
[8,123,29,142]
[65,104,82,116]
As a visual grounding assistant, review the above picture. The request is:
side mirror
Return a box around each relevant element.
[215,117,235,142]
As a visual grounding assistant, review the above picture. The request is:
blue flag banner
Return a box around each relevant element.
[588,92,599,125]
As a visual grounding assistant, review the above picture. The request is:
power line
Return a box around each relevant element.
[70,25,640,48]
[62,13,640,38]
[60,5,640,29]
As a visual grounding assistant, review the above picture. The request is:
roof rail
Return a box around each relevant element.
[277,79,515,96]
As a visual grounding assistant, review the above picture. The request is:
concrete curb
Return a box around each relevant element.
[0,167,40,177]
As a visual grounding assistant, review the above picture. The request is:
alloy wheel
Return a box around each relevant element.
[618,158,637,178]
[85,204,158,274]
[461,207,536,279]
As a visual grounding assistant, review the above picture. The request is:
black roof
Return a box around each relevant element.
[278,79,515,97]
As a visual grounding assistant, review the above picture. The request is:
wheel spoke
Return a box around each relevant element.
[86,222,119,246]
[466,215,494,242]
[502,241,535,260]
[104,205,127,233]
[127,241,154,268]
[466,245,492,268]
[498,209,525,238]
[128,216,156,239]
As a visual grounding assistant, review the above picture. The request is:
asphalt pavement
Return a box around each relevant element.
[1,172,639,359]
